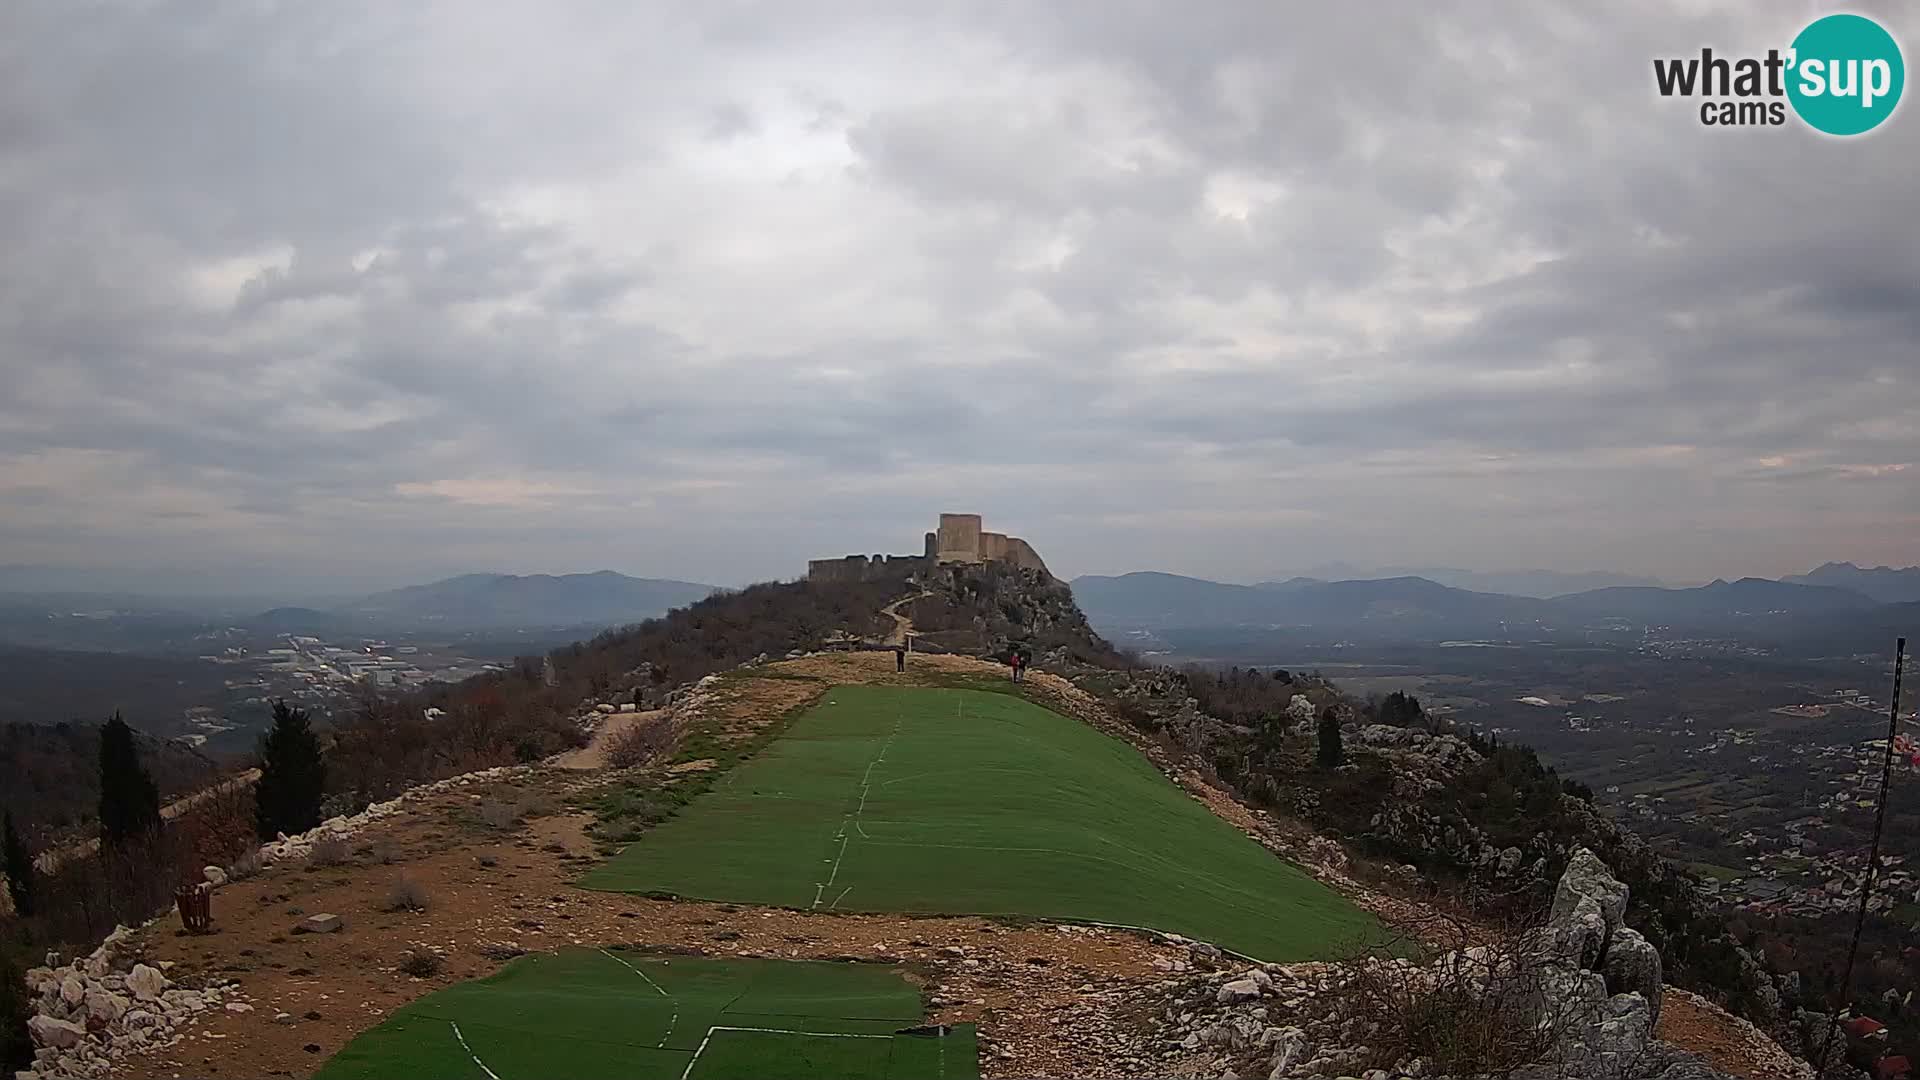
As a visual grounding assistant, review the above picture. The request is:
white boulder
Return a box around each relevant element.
[27,1016,85,1050]
[126,964,167,1001]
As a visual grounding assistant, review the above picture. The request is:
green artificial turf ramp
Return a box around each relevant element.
[313,950,974,1080]
[585,684,1378,960]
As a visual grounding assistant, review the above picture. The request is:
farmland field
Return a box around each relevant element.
[584,684,1377,960]
[313,950,973,1080]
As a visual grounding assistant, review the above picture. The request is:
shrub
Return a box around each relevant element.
[398,947,443,977]
[605,719,680,769]
[1317,707,1345,768]
[2,812,33,918]
[226,848,263,881]
[305,835,350,869]
[385,874,429,912]
[477,801,520,830]
[1327,923,1578,1079]
[1,947,31,1075]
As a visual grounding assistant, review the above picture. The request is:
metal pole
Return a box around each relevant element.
[1817,637,1906,1075]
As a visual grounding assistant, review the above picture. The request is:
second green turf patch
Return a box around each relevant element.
[313,950,972,1080]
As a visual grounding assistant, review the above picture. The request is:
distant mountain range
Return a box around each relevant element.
[1071,566,1916,650]
[1780,562,1920,605]
[338,572,719,629]
[1286,564,1670,599]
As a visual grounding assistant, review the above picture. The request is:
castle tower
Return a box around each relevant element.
[935,513,983,563]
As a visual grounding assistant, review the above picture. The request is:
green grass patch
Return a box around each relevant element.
[313,950,974,1080]
[583,685,1381,960]
[587,677,830,846]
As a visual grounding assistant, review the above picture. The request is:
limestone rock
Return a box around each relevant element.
[1265,1028,1308,1080]
[301,913,344,934]
[1216,978,1263,1004]
[58,977,84,1008]
[1551,848,1627,943]
[82,990,127,1025]
[27,1017,85,1050]
[203,865,227,887]
[126,964,167,1001]
[1601,926,1663,1023]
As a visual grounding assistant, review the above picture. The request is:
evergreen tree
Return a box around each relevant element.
[98,712,161,845]
[255,700,327,840]
[1316,706,1345,768]
[2,811,32,918]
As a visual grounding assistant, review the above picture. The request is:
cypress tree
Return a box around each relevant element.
[255,700,327,840]
[98,712,161,845]
[2,811,32,917]
[1316,706,1345,768]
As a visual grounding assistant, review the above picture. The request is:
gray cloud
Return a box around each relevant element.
[1,0,1917,593]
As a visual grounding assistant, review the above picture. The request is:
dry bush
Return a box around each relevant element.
[605,718,681,769]
[385,874,429,912]
[174,783,256,871]
[305,835,350,869]
[399,947,443,977]
[226,848,263,881]
[28,831,191,951]
[1327,914,1577,1079]
[477,800,520,830]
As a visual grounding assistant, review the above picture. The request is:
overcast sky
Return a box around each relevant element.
[2,1,1916,594]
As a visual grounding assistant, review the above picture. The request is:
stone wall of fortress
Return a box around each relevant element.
[809,513,1050,581]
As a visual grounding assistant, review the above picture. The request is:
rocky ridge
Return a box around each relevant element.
[1142,850,1798,1080]
[19,925,252,1079]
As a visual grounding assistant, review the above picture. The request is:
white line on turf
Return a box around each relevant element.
[449,1021,503,1080]
[678,1026,895,1080]
[811,714,903,909]
[599,949,678,1047]
[830,884,853,909]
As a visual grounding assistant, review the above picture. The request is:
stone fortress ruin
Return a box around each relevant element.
[808,513,1051,582]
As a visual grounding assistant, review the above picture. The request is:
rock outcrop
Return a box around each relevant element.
[1148,850,1751,1080]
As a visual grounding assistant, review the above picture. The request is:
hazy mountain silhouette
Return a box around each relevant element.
[343,572,718,628]
[1779,562,1920,605]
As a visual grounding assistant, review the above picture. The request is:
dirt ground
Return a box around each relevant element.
[107,649,1800,1080]
[115,772,1184,1079]
[1658,987,1809,1080]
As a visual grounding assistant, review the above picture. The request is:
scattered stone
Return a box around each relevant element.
[1216,978,1263,1005]
[202,865,227,888]
[300,913,344,934]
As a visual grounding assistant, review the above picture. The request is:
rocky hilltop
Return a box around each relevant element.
[7,562,1831,1080]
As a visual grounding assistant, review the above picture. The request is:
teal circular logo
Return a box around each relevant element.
[1787,13,1905,136]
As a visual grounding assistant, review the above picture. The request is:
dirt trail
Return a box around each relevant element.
[550,708,669,770]
[878,589,931,646]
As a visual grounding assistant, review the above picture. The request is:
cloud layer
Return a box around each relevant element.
[2,1,1916,592]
